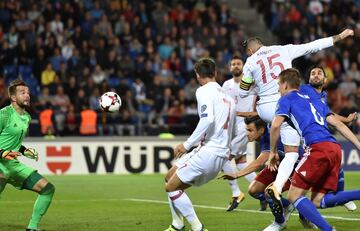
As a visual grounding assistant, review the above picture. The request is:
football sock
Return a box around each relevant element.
[251,192,266,202]
[236,162,256,183]
[274,152,298,193]
[281,198,290,207]
[337,168,344,192]
[320,190,360,208]
[267,197,285,224]
[167,191,184,229]
[28,183,55,229]
[295,196,332,231]
[222,160,241,197]
[169,191,202,231]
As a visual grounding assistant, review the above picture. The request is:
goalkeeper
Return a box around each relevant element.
[0,79,55,231]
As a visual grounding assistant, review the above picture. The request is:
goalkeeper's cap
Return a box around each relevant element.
[242,37,263,49]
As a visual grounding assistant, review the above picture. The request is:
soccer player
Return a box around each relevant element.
[270,68,360,231]
[300,65,358,211]
[219,116,296,230]
[0,79,55,231]
[240,28,354,200]
[164,58,236,231]
[221,56,259,211]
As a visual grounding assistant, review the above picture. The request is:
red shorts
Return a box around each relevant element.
[255,166,291,192]
[292,142,341,193]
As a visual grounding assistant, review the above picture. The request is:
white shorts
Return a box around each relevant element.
[175,147,227,187]
[256,101,276,124]
[230,122,248,157]
[257,101,300,147]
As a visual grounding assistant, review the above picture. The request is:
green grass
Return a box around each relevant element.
[1,173,360,231]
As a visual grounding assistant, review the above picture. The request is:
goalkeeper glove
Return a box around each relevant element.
[0,149,20,160]
[23,148,39,161]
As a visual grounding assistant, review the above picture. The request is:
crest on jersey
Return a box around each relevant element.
[201,105,207,113]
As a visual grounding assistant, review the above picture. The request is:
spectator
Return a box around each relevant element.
[41,63,56,86]
[91,64,107,85]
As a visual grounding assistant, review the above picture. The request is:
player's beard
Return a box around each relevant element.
[17,98,30,109]
[309,79,324,89]
[231,68,242,77]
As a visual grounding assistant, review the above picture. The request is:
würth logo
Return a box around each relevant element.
[46,146,71,174]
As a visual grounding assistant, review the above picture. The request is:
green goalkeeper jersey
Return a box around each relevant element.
[0,105,31,152]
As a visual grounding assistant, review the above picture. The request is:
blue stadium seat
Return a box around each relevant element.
[4,64,17,78]
[18,65,32,76]
[108,77,120,88]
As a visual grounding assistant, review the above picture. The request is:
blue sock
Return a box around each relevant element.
[299,212,305,220]
[281,198,290,207]
[267,197,285,224]
[251,192,266,202]
[320,190,360,208]
[337,168,344,192]
[294,196,332,231]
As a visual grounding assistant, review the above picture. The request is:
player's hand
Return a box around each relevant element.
[174,144,187,159]
[339,29,354,39]
[1,150,21,160]
[23,148,39,161]
[268,151,278,172]
[217,173,238,180]
[346,112,358,124]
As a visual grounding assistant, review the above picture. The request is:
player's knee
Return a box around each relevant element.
[248,185,259,198]
[164,173,171,183]
[164,183,172,192]
[40,182,55,195]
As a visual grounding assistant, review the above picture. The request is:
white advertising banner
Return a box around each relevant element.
[19,138,256,175]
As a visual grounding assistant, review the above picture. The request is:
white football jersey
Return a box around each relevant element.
[240,37,334,104]
[222,78,256,123]
[183,82,236,158]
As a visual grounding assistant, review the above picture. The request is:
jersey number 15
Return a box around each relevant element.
[256,53,285,84]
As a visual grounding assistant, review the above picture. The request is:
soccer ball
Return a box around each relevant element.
[99,92,122,112]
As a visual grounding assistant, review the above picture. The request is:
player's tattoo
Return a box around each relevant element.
[332,34,341,43]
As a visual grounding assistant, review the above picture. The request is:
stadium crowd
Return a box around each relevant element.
[0,0,358,136]
[252,0,360,133]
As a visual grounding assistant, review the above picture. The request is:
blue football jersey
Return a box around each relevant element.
[276,90,336,146]
[299,84,328,105]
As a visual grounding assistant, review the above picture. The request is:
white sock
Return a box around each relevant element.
[223,160,241,197]
[168,191,202,231]
[167,191,184,229]
[236,162,256,183]
[273,152,298,193]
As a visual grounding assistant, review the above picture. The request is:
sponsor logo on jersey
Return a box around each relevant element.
[201,104,207,112]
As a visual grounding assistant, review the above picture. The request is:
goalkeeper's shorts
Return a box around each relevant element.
[0,159,36,189]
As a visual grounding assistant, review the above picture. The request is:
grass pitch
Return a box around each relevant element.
[1,173,360,231]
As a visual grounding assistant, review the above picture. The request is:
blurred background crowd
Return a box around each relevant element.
[0,0,358,136]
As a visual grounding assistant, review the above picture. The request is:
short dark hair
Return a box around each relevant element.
[244,115,267,130]
[8,79,28,96]
[242,37,263,49]
[229,55,243,66]
[231,55,242,61]
[279,68,301,89]
[194,57,216,78]
[307,65,327,79]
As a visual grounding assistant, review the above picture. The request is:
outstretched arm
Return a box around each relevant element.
[326,114,360,150]
[287,29,354,60]
[218,152,269,180]
[332,29,354,43]
[333,112,357,125]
